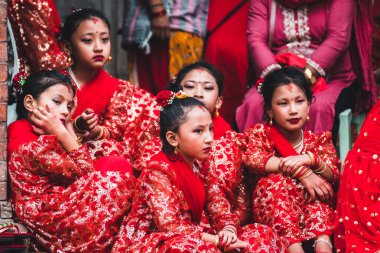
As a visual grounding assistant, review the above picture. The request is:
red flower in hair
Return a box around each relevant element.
[156,90,174,108]
[12,71,28,93]
[255,77,265,95]
[170,74,177,84]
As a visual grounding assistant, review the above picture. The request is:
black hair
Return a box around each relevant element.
[262,66,313,111]
[169,61,224,96]
[16,70,75,119]
[61,8,110,42]
[160,96,209,154]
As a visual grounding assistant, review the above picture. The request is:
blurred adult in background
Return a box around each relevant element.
[236,0,376,144]
[122,0,209,94]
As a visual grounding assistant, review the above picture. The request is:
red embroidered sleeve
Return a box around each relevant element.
[312,131,341,184]
[8,0,69,72]
[205,136,248,232]
[241,124,275,174]
[141,165,203,237]
[24,136,94,180]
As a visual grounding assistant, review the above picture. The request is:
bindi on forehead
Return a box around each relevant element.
[91,18,100,24]
[285,84,293,92]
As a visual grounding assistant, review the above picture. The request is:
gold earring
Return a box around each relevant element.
[108,56,112,62]
[268,115,273,126]
[67,55,73,65]
[214,108,220,118]
[307,115,310,122]
[174,146,178,155]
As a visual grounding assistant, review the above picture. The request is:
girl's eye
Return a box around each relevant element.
[194,129,202,133]
[102,37,109,43]
[183,84,194,89]
[297,99,306,103]
[53,99,61,105]
[82,39,92,44]
[204,86,214,91]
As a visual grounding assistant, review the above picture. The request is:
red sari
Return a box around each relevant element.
[72,69,160,165]
[112,151,220,252]
[335,101,380,253]
[204,131,287,252]
[242,124,340,246]
[8,119,136,252]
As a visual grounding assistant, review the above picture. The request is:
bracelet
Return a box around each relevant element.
[222,225,237,235]
[313,238,333,249]
[314,162,327,174]
[292,166,307,178]
[298,169,313,181]
[151,8,167,18]
[213,235,219,246]
[94,126,104,140]
[73,117,86,133]
[76,136,82,144]
[306,151,316,167]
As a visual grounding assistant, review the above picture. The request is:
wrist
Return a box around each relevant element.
[151,8,167,18]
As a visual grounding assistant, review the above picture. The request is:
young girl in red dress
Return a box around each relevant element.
[60,9,160,165]
[8,71,136,252]
[241,67,341,253]
[113,91,251,252]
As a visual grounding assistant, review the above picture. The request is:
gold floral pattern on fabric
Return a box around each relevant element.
[243,124,341,246]
[112,159,219,252]
[8,0,69,72]
[8,136,136,252]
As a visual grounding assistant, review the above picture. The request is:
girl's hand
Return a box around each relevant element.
[278,154,312,176]
[218,230,238,247]
[30,106,65,135]
[223,239,248,252]
[76,108,98,132]
[301,172,334,202]
[66,96,78,125]
[151,14,170,39]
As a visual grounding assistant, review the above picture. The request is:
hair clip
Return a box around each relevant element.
[156,90,189,110]
[255,77,265,95]
[12,71,28,94]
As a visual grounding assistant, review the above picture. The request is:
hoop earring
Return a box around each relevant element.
[174,146,178,155]
[108,56,112,62]
[214,108,220,118]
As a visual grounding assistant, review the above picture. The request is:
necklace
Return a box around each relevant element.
[68,67,80,90]
[293,130,304,153]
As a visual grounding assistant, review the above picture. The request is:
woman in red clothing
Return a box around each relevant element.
[335,100,380,252]
[242,67,340,253]
[8,71,135,252]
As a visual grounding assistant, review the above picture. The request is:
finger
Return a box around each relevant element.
[315,187,325,201]
[88,122,98,130]
[45,104,51,113]
[308,189,316,201]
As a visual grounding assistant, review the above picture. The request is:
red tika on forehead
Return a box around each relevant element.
[91,18,99,24]
[286,84,293,92]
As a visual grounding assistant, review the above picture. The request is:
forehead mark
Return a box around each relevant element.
[91,18,99,24]
[286,84,293,92]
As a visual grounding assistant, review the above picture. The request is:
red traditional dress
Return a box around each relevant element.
[112,152,220,252]
[335,101,380,253]
[8,0,69,72]
[241,124,340,246]
[204,131,288,252]
[8,119,136,252]
[72,69,160,166]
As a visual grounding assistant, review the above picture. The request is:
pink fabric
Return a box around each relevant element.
[237,0,357,132]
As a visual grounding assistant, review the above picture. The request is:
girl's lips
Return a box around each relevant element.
[60,119,66,125]
[203,147,211,153]
[288,118,301,124]
[93,56,104,61]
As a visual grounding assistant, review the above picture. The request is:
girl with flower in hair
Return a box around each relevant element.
[235,67,340,253]
[7,70,136,252]
[112,90,284,252]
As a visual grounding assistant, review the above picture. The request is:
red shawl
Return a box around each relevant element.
[8,119,38,156]
[213,116,232,140]
[153,152,206,223]
[73,69,119,118]
[269,125,298,157]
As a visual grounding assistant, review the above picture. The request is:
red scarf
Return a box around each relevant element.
[153,152,206,223]
[269,125,298,157]
[8,119,38,156]
[213,116,232,140]
[73,69,119,118]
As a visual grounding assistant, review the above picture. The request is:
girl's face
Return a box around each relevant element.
[172,106,213,166]
[68,18,111,70]
[32,84,75,124]
[180,69,222,115]
[268,83,309,133]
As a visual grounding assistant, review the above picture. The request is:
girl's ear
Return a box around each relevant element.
[24,95,37,113]
[215,96,223,111]
[166,131,179,148]
[62,41,72,55]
